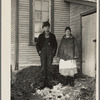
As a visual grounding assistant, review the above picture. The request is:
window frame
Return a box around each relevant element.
[29,0,53,46]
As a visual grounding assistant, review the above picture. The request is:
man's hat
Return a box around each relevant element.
[42,21,50,28]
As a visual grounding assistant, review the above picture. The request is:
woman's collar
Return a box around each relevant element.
[63,34,74,39]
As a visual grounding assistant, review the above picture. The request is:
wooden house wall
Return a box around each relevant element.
[54,0,70,41]
[70,3,95,72]
[11,0,16,69]
[11,0,70,70]
[18,0,34,69]
[53,0,70,63]
[11,0,95,70]
[70,3,95,58]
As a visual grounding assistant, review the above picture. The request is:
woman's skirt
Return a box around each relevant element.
[59,59,77,76]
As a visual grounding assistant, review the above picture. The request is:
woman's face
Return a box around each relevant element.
[65,29,71,36]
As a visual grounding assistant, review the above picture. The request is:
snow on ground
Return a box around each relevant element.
[11,66,96,100]
[31,77,95,100]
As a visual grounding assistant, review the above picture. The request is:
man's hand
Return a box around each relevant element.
[52,51,55,57]
[39,51,41,55]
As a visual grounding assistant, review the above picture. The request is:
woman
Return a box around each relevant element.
[57,27,79,87]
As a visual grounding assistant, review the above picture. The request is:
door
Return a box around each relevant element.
[82,12,96,77]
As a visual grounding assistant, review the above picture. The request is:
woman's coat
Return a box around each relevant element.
[57,34,78,60]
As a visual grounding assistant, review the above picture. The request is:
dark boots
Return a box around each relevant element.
[40,76,53,89]
[66,76,75,87]
[69,76,75,87]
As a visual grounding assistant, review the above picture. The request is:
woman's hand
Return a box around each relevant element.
[57,57,60,62]
[74,56,79,59]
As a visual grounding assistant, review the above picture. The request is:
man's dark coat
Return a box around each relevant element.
[36,32,57,56]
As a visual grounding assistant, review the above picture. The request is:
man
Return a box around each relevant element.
[36,21,57,89]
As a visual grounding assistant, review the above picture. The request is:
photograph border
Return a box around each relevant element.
[1,0,99,100]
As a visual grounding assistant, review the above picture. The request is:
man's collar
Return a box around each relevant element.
[43,31,50,35]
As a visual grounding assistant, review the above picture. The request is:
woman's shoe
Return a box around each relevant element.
[47,84,53,89]
[69,76,75,87]
[40,85,45,90]
[70,82,74,87]
[44,82,53,89]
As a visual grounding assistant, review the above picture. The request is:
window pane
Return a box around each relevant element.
[42,2,49,11]
[35,1,41,10]
[34,22,42,32]
[42,12,49,21]
[34,32,40,38]
[35,11,41,21]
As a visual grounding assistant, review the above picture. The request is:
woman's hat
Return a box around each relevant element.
[65,26,71,32]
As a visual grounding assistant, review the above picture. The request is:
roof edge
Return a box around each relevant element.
[64,0,96,7]
[80,8,96,16]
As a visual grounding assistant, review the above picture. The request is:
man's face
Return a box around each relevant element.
[43,26,50,32]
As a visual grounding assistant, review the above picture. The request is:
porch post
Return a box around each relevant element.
[51,0,54,33]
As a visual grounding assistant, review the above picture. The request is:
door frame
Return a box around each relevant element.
[80,8,96,74]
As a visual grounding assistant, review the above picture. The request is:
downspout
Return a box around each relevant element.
[51,0,54,33]
[80,15,82,74]
[15,0,19,70]
[29,0,33,46]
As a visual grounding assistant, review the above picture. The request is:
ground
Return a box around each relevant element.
[11,66,96,100]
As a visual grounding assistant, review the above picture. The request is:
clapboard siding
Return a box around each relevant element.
[70,3,95,59]
[18,0,35,67]
[14,0,70,69]
[11,0,75,70]
[11,0,16,69]
[11,0,97,71]
[54,1,70,42]
[53,1,70,65]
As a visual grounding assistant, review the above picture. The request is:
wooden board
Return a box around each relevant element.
[82,12,96,77]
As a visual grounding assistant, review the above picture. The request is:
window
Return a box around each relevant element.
[29,0,51,45]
